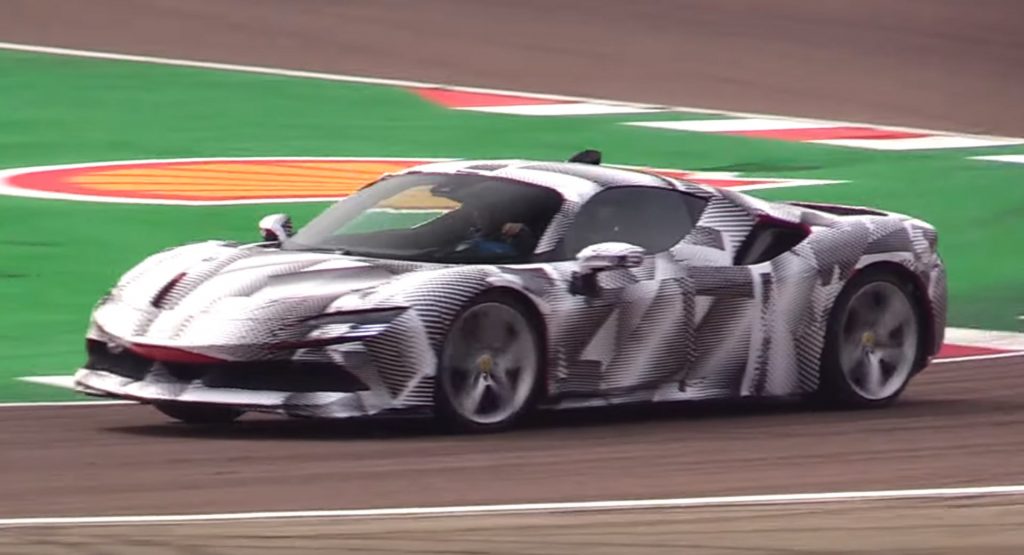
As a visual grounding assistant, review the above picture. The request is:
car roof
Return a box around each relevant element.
[396,159,716,201]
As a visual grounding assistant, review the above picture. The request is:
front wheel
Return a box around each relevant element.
[435,292,543,432]
[817,269,924,407]
[154,402,245,425]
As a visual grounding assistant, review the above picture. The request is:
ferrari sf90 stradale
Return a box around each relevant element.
[76,151,947,431]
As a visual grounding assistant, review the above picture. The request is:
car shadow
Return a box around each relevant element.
[103,394,977,442]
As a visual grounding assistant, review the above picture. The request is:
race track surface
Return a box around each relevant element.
[2,357,1023,518]
[2,1,1023,548]
[3,0,1023,135]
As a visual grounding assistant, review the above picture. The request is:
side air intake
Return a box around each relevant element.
[734,215,810,265]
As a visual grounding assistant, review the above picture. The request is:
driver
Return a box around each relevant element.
[455,203,536,258]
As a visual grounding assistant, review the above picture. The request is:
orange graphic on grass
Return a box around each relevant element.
[3,157,834,205]
[7,159,426,203]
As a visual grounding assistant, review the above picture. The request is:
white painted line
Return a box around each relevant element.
[722,178,845,192]
[934,351,1024,365]
[943,328,1024,350]
[0,400,134,408]
[0,41,1020,143]
[628,118,834,133]
[973,155,1024,165]
[0,43,446,91]
[813,136,1024,151]
[17,375,76,389]
[2,484,1023,528]
[463,102,665,116]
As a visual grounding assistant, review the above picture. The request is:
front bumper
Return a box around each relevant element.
[75,335,404,419]
[75,367,397,418]
[80,298,435,418]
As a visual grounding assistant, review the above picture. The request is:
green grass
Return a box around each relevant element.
[1,49,1023,400]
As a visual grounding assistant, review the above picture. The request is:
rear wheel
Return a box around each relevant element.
[817,268,923,407]
[435,292,542,432]
[154,402,245,425]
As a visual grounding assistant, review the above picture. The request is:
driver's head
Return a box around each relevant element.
[464,200,493,229]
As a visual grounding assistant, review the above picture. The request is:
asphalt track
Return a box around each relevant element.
[2,0,1024,551]
[3,357,1024,547]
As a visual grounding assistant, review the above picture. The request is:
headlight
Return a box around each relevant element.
[303,306,409,327]
[273,306,409,350]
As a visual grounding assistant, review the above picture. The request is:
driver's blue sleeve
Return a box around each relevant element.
[471,239,518,257]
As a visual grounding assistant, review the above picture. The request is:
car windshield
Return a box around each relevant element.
[283,172,564,264]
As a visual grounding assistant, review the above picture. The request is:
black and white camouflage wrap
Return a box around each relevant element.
[75,160,947,418]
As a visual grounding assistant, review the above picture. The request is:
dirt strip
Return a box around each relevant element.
[2,0,1023,135]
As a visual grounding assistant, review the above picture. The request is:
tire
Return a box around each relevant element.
[817,267,925,408]
[435,291,543,432]
[154,402,245,425]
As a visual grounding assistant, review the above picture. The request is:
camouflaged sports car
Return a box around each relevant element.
[75,151,947,431]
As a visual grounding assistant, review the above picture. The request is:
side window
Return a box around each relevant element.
[564,187,707,256]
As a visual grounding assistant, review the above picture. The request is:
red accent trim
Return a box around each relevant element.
[937,344,1009,359]
[726,127,928,141]
[408,87,560,108]
[151,272,187,308]
[755,213,812,235]
[127,344,224,364]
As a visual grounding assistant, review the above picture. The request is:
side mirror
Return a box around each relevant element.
[570,242,645,296]
[576,242,645,272]
[259,213,293,242]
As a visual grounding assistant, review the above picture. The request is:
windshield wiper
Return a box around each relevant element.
[290,246,358,256]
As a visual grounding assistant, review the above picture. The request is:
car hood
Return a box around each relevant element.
[90,241,422,358]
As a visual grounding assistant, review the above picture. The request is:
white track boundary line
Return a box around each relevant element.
[943,327,1024,350]
[0,41,1020,143]
[18,375,75,389]
[0,400,133,408]
[2,484,1024,528]
[933,351,1024,364]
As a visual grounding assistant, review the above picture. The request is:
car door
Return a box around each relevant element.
[547,186,705,396]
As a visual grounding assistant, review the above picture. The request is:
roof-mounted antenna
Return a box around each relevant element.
[568,149,602,165]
